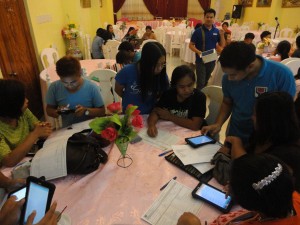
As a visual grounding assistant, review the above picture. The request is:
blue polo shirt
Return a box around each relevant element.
[190,25,220,63]
[222,55,296,143]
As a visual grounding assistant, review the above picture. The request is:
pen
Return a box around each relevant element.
[158,150,173,157]
[205,221,207,225]
[160,176,177,191]
[56,205,67,222]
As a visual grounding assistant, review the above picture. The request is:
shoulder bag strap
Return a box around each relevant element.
[201,28,205,52]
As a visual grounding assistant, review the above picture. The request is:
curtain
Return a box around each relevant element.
[198,0,211,11]
[143,0,158,16]
[113,0,126,24]
[166,0,188,18]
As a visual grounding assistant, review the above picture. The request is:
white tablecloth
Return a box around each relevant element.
[180,38,196,64]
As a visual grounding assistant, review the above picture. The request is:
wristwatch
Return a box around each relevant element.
[85,109,90,116]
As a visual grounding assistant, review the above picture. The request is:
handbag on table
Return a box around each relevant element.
[211,152,231,185]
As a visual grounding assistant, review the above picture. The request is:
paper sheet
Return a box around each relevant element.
[141,179,202,225]
[138,128,179,151]
[30,138,68,180]
[172,144,220,165]
[192,162,214,174]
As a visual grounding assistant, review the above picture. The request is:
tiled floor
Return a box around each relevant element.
[166,54,227,144]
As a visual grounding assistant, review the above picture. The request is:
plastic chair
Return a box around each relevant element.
[40,48,59,69]
[279,28,293,38]
[88,69,120,106]
[281,57,300,65]
[169,29,183,55]
[284,59,300,75]
[102,40,121,60]
[140,39,158,49]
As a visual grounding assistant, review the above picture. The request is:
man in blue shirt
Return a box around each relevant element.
[189,8,225,90]
[202,42,296,144]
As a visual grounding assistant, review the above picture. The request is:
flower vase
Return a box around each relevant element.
[66,38,83,60]
[115,136,132,168]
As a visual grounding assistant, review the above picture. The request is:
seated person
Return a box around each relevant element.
[122,27,138,42]
[221,22,231,35]
[91,28,112,59]
[0,79,52,167]
[177,154,300,225]
[273,40,291,61]
[256,31,273,54]
[142,25,157,40]
[118,41,141,63]
[147,65,206,137]
[106,24,119,41]
[116,50,132,66]
[292,36,300,58]
[46,56,105,128]
[244,32,255,45]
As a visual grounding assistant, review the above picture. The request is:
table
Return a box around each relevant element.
[164,30,186,54]
[2,118,229,224]
[181,38,196,64]
[39,59,116,126]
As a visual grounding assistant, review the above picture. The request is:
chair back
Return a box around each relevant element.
[281,57,299,65]
[141,39,158,49]
[40,48,59,69]
[102,40,121,60]
[279,28,293,38]
[284,59,300,75]
[88,69,120,106]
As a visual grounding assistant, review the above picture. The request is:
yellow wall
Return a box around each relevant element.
[24,0,113,71]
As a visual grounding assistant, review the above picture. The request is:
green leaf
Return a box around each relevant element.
[89,117,110,134]
[110,114,122,127]
[125,105,138,116]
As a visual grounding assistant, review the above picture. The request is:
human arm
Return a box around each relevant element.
[218,29,226,48]
[74,105,105,117]
[177,212,201,225]
[147,110,159,137]
[0,172,25,191]
[46,104,59,118]
[0,196,25,225]
[225,136,247,159]
[201,96,233,136]
[189,41,202,55]
[114,81,124,98]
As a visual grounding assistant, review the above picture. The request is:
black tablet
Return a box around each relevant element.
[192,182,233,213]
[185,135,216,148]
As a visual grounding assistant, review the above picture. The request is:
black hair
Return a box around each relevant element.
[56,56,81,78]
[260,31,271,40]
[219,41,256,70]
[125,27,135,36]
[245,32,255,40]
[96,28,112,44]
[204,8,216,16]
[296,36,300,49]
[170,65,195,88]
[0,79,25,119]
[116,50,132,65]
[222,22,229,27]
[275,40,291,61]
[145,25,152,30]
[230,154,294,218]
[254,91,300,146]
[118,41,134,52]
[294,91,300,123]
[106,24,115,38]
[139,42,168,101]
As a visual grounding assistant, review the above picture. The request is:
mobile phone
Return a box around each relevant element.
[192,182,233,213]
[130,135,142,144]
[57,108,75,115]
[185,135,216,148]
[8,186,27,201]
[21,176,56,224]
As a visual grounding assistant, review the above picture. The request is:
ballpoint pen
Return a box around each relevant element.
[57,205,67,222]
[160,176,177,191]
[158,150,173,157]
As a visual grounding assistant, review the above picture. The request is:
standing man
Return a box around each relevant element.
[189,8,225,90]
[202,42,296,144]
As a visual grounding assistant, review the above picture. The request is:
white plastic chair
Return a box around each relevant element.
[140,39,158,49]
[102,40,121,60]
[284,59,300,75]
[279,28,293,38]
[88,69,120,106]
[40,48,59,69]
[169,29,183,55]
[281,57,300,65]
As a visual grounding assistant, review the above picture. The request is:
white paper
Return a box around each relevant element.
[192,162,214,174]
[30,139,68,180]
[172,144,220,165]
[138,128,179,151]
[141,179,202,225]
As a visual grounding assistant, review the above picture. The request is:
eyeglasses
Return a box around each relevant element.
[61,78,80,87]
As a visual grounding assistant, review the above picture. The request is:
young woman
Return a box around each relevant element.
[273,40,291,61]
[115,42,169,114]
[177,154,300,225]
[147,65,206,137]
[46,56,105,128]
[91,28,112,59]
[142,25,157,40]
[0,79,52,167]
[106,24,117,40]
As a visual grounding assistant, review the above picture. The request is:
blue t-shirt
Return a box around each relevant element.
[46,79,104,128]
[133,51,141,63]
[222,56,296,143]
[115,64,169,114]
[191,25,220,63]
[91,36,104,59]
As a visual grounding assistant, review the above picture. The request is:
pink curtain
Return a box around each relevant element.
[198,0,211,11]
[113,0,126,24]
[143,0,158,17]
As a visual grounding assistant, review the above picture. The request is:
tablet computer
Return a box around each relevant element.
[185,135,216,148]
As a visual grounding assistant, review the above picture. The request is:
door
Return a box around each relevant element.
[0,0,43,118]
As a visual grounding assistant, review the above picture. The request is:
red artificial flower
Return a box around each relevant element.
[131,115,143,128]
[107,102,121,113]
[126,104,133,110]
[132,109,141,116]
[101,127,118,142]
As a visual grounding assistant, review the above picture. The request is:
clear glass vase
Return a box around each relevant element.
[115,136,132,168]
[66,38,83,60]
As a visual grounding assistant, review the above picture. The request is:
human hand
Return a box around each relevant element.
[75,105,87,117]
[219,29,225,36]
[26,201,57,225]
[33,123,52,139]
[6,178,26,192]
[177,212,201,225]
[147,125,158,137]
[201,124,221,136]
[155,108,171,120]
[0,196,25,225]
[218,145,230,156]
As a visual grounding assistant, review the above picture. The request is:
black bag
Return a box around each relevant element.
[211,152,231,185]
[66,129,108,174]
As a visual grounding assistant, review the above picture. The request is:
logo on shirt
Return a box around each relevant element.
[255,86,268,97]
[213,33,218,35]
[130,82,141,95]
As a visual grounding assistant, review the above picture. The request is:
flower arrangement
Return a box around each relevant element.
[257,22,265,30]
[257,37,271,49]
[61,23,79,39]
[89,102,143,157]
[119,22,127,31]
[294,25,300,34]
